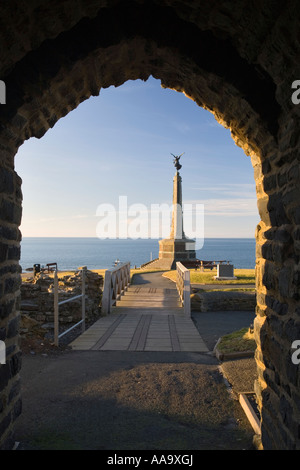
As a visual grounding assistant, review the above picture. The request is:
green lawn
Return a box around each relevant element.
[22,267,255,286]
[163,268,255,285]
[217,327,256,354]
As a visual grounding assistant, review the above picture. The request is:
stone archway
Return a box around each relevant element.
[0,0,300,450]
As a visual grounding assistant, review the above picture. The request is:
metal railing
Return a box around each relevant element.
[54,266,87,346]
[176,261,191,317]
[101,262,130,315]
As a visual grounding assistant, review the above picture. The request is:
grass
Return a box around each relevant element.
[206,287,256,292]
[217,327,256,354]
[163,268,255,285]
[22,267,255,286]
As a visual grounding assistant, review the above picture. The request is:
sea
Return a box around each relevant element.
[19,237,256,272]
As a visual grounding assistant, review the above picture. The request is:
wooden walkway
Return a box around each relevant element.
[71,275,208,353]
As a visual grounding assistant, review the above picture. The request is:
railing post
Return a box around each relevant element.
[176,262,191,317]
[183,269,191,317]
[127,262,130,287]
[101,262,130,315]
[54,270,59,346]
[102,269,112,315]
[81,266,86,333]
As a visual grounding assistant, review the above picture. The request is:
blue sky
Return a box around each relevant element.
[15,76,259,239]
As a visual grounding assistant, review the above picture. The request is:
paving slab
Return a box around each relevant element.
[71,313,208,352]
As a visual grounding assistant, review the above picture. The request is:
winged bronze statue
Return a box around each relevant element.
[171,152,184,171]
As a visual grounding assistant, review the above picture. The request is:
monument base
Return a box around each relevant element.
[155,237,196,269]
[213,276,237,280]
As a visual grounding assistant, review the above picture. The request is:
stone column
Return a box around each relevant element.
[169,171,185,240]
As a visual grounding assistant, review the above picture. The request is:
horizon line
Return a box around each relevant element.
[20,236,255,239]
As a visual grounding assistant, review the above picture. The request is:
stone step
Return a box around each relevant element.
[126,286,178,294]
[116,300,182,307]
[111,307,184,315]
[121,293,179,300]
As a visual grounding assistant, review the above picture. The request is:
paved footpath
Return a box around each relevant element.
[15,350,255,450]
[71,272,208,353]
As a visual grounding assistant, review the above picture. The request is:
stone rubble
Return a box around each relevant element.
[20,270,103,335]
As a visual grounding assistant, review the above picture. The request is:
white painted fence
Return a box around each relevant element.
[176,261,191,316]
[54,266,86,346]
[101,262,130,315]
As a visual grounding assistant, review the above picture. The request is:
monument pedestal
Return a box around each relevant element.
[158,238,196,269]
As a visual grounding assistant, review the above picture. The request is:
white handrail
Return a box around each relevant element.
[101,262,130,315]
[54,266,86,346]
[176,262,191,317]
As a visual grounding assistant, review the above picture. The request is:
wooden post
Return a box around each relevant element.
[184,269,191,317]
[127,262,130,287]
[101,269,112,315]
[81,266,86,333]
[54,270,59,346]
[101,262,131,315]
[239,394,261,436]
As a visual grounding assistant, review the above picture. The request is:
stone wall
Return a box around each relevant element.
[0,0,299,450]
[0,165,23,449]
[191,291,256,312]
[21,270,103,328]
[253,113,300,449]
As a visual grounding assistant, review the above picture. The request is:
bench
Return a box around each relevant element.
[44,263,58,273]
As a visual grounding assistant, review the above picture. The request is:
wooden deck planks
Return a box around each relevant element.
[71,277,208,352]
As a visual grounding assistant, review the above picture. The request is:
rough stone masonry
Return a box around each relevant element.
[0,0,299,450]
[20,270,103,328]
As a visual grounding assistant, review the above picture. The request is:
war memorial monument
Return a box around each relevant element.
[147,153,197,270]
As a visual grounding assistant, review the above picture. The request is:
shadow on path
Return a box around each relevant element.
[15,351,254,450]
[131,271,176,288]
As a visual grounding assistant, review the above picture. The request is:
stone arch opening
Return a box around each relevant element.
[0,1,300,450]
[16,75,257,243]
